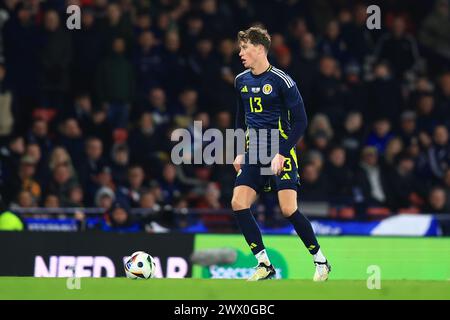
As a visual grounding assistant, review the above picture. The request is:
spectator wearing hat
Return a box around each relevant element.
[99,200,141,232]
[95,186,116,211]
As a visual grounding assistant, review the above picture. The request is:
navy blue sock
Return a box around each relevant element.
[234,208,265,255]
[287,210,320,255]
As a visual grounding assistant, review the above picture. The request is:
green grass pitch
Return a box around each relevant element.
[1,277,449,300]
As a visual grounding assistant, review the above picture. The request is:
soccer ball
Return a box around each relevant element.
[124,251,156,279]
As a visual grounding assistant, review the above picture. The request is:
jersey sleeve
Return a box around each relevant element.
[279,80,308,157]
[234,78,246,131]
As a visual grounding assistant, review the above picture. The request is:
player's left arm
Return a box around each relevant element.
[272,81,308,175]
[279,82,308,157]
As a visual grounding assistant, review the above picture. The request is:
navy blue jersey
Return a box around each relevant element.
[235,65,308,158]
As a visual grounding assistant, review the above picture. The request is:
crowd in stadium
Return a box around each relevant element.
[0,0,450,231]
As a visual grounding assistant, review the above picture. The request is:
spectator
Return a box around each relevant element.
[117,165,147,208]
[418,0,450,76]
[337,112,364,167]
[128,112,162,169]
[95,186,116,210]
[368,62,403,121]
[159,163,182,204]
[133,30,163,96]
[48,163,79,205]
[416,93,439,135]
[99,200,141,232]
[25,142,47,184]
[65,185,84,208]
[3,2,39,131]
[436,72,450,124]
[388,154,424,210]
[422,187,450,214]
[72,7,102,94]
[173,88,199,128]
[365,118,394,155]
[295,33,319,104]
[58,118,84,169]
[317,20,351,67]
[323,145,353,203]
[161,31,187,96]
[382,137,404,168]
[373,16,421,79]
[418,125,450,182]
[397,111,419,148]
[111,143,129,186]
[311,56,344,123]
[27,118,52,156]
[0,198,24,231]
[38,10,72,109]
[143,87,171,128]
[300,163,329,202]
[0,63,14,139]
[95,37,135,129]
[0,135,25,194]
[354,146,391,207]
[7,155,41,206]
[78,137,108,204]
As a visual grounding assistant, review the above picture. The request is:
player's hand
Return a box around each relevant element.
[271,153,285,176]
[233,154,244,172]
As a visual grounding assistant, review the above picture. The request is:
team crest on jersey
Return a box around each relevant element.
[251,87,260,93]
[262,84,272,95]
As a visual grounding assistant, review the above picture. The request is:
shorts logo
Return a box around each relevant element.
[251,87,260,93]
[263,84,272,95]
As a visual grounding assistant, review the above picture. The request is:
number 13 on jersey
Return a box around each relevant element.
[249,97,263,112]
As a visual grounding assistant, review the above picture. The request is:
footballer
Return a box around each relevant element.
[231,26,331,281]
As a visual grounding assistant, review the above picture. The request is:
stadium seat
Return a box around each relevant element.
[367,207,391,219]
[398,207,420,214]
[339,207,356,219]
[32,108,57,122]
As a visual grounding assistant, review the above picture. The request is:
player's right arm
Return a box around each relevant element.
[233,78,246,172]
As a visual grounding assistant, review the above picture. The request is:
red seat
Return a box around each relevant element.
[398,207,420,214]
[367,207,391,219]
[32,108,57,122]
[339,207,355,219]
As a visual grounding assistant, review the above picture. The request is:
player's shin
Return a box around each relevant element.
[234,208,271,266]
[286,209,322,257]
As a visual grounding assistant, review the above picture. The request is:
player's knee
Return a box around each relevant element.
[280,204,298,217]
[231,196,250,211]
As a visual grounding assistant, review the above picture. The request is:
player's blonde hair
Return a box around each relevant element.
[237,26,271,53]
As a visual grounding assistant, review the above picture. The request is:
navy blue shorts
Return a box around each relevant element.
[234,151,300,193]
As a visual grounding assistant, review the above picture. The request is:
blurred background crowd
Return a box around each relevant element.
[0,0,449,232]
